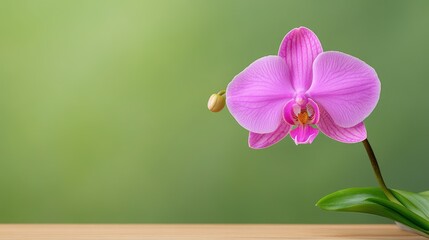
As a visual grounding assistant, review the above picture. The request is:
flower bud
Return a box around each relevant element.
[208,93,226,112]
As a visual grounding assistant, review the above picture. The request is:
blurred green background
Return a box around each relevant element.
[0,0,428,223]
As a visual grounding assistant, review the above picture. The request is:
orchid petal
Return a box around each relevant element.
[290,124,319,145]
[248,122,291,149]
[308,51,381,128]
[226,56,294,133]
[278,27,323,92]
[317,107,367,143]
[307,98,320,124]
[283,100,298,125]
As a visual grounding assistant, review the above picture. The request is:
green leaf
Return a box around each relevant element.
[317,187,429,237]
[392,189,429,219]
[420,191,429,197]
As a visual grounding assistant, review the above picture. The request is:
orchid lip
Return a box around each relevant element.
[283,98,320,126]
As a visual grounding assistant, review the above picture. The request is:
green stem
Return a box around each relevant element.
[362,139,401,204]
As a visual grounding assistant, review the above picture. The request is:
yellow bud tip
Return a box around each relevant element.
[208,93,225,112]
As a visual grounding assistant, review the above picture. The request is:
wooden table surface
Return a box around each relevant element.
[0,224,426,240]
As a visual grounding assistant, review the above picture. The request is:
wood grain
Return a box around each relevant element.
[0,224,425,240]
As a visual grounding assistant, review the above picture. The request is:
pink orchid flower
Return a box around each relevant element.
[226,27,381,148]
